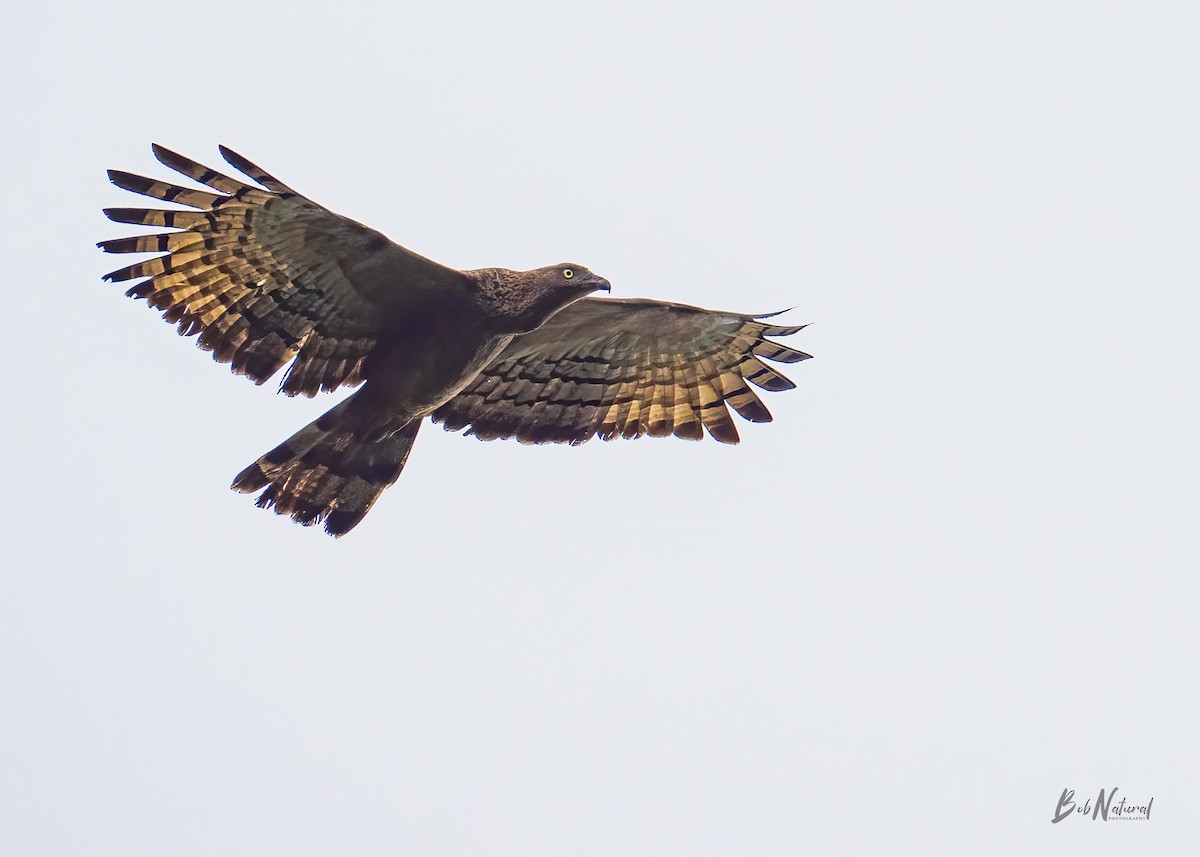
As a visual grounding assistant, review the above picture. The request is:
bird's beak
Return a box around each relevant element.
[586,274,611,293]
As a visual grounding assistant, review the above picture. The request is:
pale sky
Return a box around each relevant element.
[1,1,1196,854]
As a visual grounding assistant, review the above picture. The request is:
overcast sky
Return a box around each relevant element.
[1,1,1196,854]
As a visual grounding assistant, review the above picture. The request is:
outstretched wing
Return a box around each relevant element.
[99,145,470,396]
[432,297,810,445]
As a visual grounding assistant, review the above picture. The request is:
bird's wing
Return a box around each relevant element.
[432,297,810,445]
[100,145,471,396]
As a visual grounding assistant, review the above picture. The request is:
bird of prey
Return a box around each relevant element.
[99,145,811,536]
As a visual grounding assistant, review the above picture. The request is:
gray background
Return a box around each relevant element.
[1,1,1195,854]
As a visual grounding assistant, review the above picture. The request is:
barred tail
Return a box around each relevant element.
[231,398,420,537]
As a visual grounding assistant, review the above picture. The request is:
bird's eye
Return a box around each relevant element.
[563,268,574,279]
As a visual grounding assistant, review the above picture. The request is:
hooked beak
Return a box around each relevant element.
[584,274,611,293]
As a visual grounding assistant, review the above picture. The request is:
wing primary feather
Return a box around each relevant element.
[752,340,812,364]
[98,232,205,254]
[756,321,809,337]
[739,355,797,392]
[152,144,266,198]
[106,170,225,209]
[102,207,206,229]
[718,369,773,423]
[218,145,299,196]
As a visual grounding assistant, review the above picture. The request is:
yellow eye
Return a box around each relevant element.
[563,268,574,279]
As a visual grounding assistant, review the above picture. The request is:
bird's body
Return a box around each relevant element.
[101,145,811,535]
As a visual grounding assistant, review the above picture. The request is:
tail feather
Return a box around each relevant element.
[232,400,419,536]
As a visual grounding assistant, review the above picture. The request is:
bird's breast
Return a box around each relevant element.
[361,319,514,421]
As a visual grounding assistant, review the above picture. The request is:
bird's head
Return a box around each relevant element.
[479,263,611,333]
[538,263,611,297]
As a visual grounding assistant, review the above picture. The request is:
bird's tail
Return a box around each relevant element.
[231,397,420,537]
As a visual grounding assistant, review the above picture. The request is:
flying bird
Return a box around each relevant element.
[100,145,811,536]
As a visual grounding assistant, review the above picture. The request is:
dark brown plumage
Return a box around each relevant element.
[100,145,811,536]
